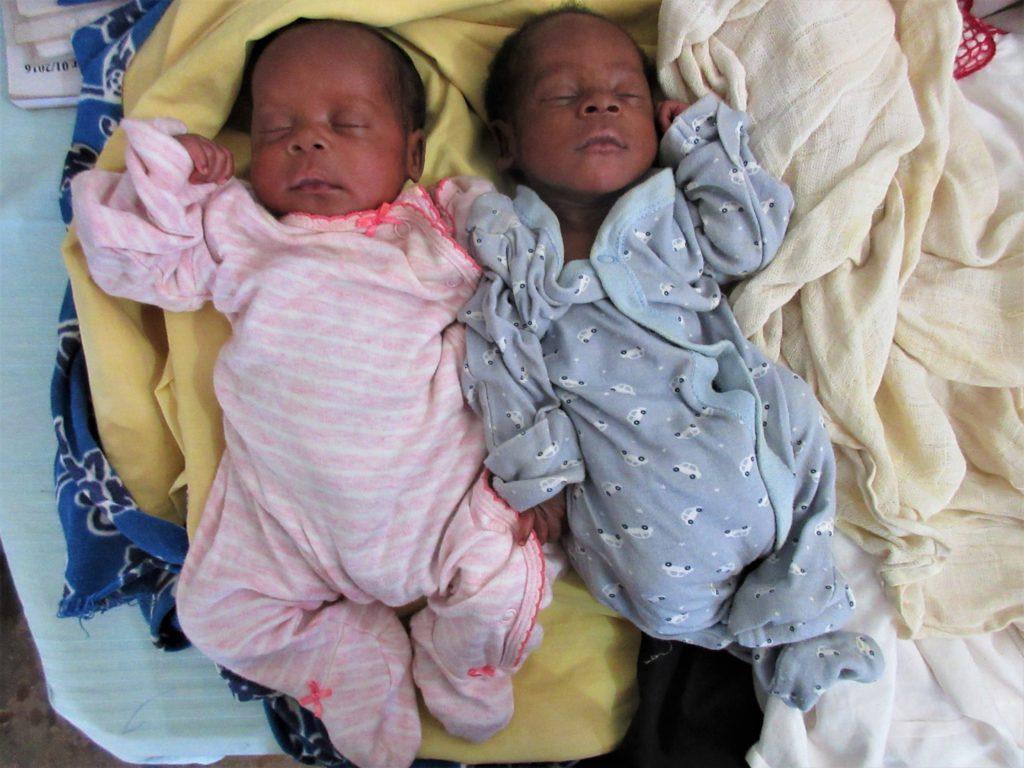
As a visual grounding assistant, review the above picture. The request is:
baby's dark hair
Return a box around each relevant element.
[484,6,658,125]
[232,19,426,133]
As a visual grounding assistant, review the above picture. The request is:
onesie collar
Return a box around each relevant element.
[279,186,428,234]
[589,168,676,262]
[511,169,676,265]
[509,170,677,295]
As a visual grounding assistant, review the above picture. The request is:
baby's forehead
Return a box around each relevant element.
[517,18,646,79]
[252,35,392,102]
[485,11,655,124]
[529,58,647,83]
[253,23,394,84]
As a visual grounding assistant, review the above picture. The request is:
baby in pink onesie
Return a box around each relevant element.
[71,20,562,768]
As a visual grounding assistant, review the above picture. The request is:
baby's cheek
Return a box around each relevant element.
[249,154,284,210]
[249,154,266,189]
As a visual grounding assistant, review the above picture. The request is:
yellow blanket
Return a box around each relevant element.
[657,0,1023,639]
[61,0,675,761]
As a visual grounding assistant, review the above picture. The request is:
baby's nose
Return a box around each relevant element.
[287,129,328,154]
[582,93,621,115]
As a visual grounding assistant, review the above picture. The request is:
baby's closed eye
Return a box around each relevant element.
[253,110,291,133]
[330,108,371,129]
[542,92,578,104]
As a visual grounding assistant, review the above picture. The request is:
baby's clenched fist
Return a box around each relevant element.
[175,133,235,185]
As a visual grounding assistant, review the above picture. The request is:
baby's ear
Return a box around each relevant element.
[405,129,426,183]
[489,120,517,172]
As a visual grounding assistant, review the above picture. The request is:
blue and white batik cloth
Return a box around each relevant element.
[460,95,883,711]
[53,0,184,647]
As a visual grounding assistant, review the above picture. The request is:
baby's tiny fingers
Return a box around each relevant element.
[514,511,533,546]
[547,513,563,542]
[535,514,549,545]
[216,147,234,182]
[187,147,214,183]
[220,151,235,183]
[211,151,229,184]
[195,142,214,173]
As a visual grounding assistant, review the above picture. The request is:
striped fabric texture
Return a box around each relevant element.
[71,119,558,768]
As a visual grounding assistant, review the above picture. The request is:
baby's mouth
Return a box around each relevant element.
[290,177,343,192]
[578,133,627,151]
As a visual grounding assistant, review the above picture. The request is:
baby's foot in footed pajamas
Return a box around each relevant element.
[409,608,517,742]
[761,630,884,711]
[318,602,420,768]
[408,472,555,743]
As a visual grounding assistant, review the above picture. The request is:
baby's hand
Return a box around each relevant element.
[514,491,566,546]
[175,133,235,185]
[657,100,689,135]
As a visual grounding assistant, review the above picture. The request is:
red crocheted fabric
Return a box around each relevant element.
[955,0,1007,80]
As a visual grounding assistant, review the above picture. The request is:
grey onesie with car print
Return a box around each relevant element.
[459,95,883,710]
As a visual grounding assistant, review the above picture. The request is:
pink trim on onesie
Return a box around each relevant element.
[355,201,402,236]
[283,184,482,280]
[512,532,545,668]
[480,471,547,670]
[392,187,482,277]
[281,208,366,230]
[432,178,459,232]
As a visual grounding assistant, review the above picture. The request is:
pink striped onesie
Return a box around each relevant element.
[71,118,561,768]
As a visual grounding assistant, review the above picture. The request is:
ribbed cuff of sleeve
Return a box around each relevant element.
[485,409,584,511]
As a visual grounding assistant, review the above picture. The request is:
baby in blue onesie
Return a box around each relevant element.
[458,8,884,711]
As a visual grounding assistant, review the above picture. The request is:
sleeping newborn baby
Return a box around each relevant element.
[459,8,883,711]
[71,19,562,768]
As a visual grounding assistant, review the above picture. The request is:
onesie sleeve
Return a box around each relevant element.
[459,193,586,512]
[430,175,497,252]
[71,118,223,312]
[726,380,854,648]
[659,95,794,284]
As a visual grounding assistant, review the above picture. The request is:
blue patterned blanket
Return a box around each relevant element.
[53,0,184,647]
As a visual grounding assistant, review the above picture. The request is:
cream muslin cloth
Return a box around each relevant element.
[657,0,1022,639]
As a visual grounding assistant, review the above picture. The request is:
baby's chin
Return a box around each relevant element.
[526,159,652,203]
[267,193,384,219]
[541,172,650,203]
[256,184,407,221]
[577,173,648,198]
